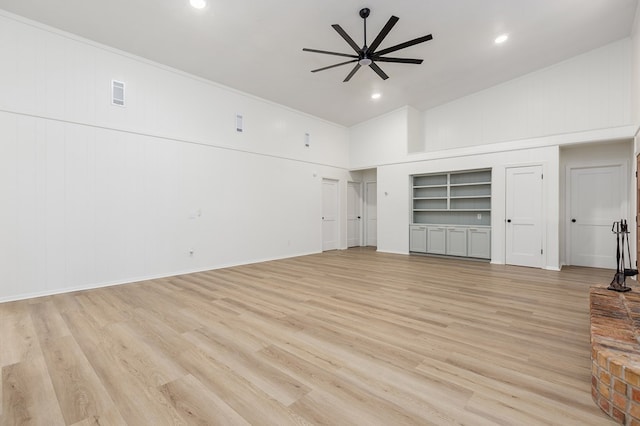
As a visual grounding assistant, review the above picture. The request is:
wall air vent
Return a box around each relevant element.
[111,80,125,107]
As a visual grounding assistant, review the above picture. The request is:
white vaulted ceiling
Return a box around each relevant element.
[0,0,637,126]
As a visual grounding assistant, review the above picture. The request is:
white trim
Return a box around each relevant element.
[351,125,637,170]
[347,180,364,247]
[0,108,346,170]
[376,249,408,256]
[364,181,377,247]
[0,251,321,304]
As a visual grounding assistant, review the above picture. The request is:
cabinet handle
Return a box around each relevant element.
[469,228,477,231]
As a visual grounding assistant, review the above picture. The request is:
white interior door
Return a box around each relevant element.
[505,166,543,268]
[569,165,624,268]
[365,182,377,247]
[347,182,362,247]
[322,179,339,251]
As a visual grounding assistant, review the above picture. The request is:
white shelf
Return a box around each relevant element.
[411,169,492,229]
[449,195,491,199]
[449,182,490,187]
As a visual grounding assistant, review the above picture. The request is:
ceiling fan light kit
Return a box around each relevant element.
[303,8,433,82]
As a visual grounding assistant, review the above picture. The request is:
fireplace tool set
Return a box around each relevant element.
[609,219,637,292]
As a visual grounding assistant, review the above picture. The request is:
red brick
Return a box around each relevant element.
[613,391,628,410]
[627,369,640,387]
[612,407,626,424]
[598,352,609,368]
[599,382,611,399]
[630,418,640,426]
[614,378,628,395]
[600,370,612,385]
[633,387,640,403]
[599,395,611,413]
[629,401,640,419]
[592,385,598,401]
[610,360,624,378]
[592,362,599,377]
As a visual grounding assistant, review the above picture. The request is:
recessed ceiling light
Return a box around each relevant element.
[190,0,207,9]
[494,34,509,44]
[371,93,381,100]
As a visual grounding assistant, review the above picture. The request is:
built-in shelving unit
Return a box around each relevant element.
[410,169,491,259]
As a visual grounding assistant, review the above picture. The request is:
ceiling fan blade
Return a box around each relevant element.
[373,57,423,64]
[303,48,358,59]
[343,64,362,82]
[368,16,399,53]
[332,24,362,53]
[374,34,433,56]
[311,59,358,73]
[369,62,389,80]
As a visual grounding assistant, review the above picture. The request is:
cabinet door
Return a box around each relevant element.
[468,228,491,259]
[409,226,427,253]
[427,227,446,254]
[446,227,467,257]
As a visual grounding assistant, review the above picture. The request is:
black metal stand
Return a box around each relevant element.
[608,219,634,292]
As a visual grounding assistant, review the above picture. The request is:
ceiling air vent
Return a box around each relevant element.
[111,80,125,107]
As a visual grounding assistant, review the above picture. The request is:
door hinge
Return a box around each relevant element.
[541,249,543,255]
[541,173,543,180]
[636,171,638,178]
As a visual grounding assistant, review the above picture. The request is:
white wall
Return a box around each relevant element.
[349,39,633,170]
[632,5,640,126]
[0,12,351,302]
[349,107,409,170]
[349,38,637,269]
[422,39,632,153]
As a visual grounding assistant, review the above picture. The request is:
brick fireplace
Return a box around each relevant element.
[590,287,640,425]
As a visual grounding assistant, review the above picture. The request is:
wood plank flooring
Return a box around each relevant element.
[0,248,618,425]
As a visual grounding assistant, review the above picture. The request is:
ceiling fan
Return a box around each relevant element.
[303,8,433,82]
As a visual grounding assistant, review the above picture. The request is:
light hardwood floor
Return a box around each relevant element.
[1,248,617,425]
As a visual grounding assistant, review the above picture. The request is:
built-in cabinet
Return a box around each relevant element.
[410,169,491,259]
[409,225,427,253]
[426,226,446,255]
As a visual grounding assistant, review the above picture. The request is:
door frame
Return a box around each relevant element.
[347,181,363,247]
[504,163,546,268]
[364,181,377,247]
[564,161,628,267]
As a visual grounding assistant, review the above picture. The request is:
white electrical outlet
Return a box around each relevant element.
[477,213,482,220]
